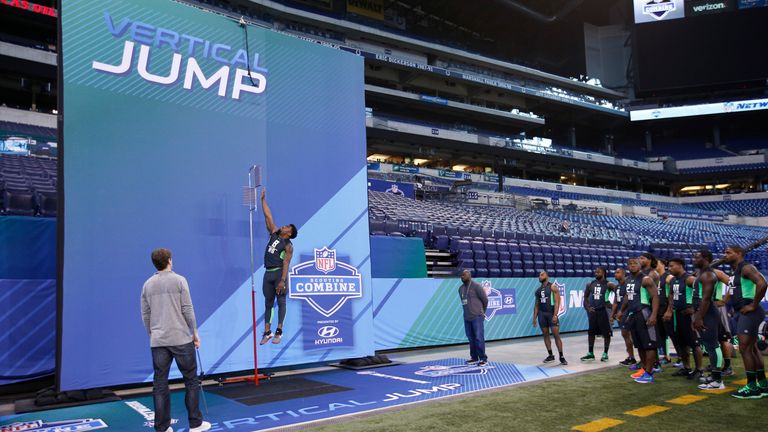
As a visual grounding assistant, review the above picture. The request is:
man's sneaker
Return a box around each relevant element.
[699,374,714,384]
[721,367,734,377]
[543,355,555,363]
[631,368,646,379]
[629,362,643,371]
[634,372,654,384]
[672,361,684,368]
[190,421,212,432]
[731,385,762,399]
[659,357,670,365]
[272,329,283,344]
[672,368,691,377]
[652,363,662,373]
[259,332,272,345]
[560,357,568,366]
[580,353,595,362]
[699,380,725,391]
[687,370,703,381]
[600,353,609,362]
[619,357,636,366]
[478,360,488,367]
[465,359,479,365]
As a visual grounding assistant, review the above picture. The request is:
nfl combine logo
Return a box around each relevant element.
[643,0,676,20]
[314,247,336,274]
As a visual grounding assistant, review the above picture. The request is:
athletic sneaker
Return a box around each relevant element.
[190,421,212,432]
[672,368,691,377]
[580,353,595,362]
[629,363,643,371]
[259,331,272,345]
[478,360,488,367]
[619,357,636,366]
[272,329,283,344]
[687,370,703,381]
[672,361,684,368]
[659,357,670,365]
[699,374,714,384]
[631,368,646,379]
[759,386,768,398]
[560,357,568,366]
[600,353,609,362]
[634,372,654,384]
[721,367,734,377]
[699,380,725,391]
[465,359,479,365]
[652,363,662,373]
[543,355,555,363]
[731,385,762,399]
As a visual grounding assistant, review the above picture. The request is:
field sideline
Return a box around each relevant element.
[307,356,762,432]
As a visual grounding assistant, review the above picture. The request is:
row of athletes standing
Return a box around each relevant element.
[534,246,767,398]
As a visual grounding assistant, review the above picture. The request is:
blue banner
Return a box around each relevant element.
[419,95,448,105]
[367,179,415,198]
[438,169,470,179]
[392,164,419,174]
[60,0,371,390]
[656,209,724,222]
[373,277,593,350]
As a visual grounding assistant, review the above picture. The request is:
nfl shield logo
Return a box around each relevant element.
[554,281,567,318]
[314,247,336,274]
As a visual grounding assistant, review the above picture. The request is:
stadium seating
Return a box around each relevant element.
[688,199,768,217]
[0,154,57,216]
[369,190,768,277]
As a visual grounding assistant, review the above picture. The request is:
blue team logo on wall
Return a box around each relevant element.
[289,247,362,350]
[482,280,516,321]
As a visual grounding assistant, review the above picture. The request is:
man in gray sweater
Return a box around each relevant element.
[141,248,211,432]
[458,269,489,366]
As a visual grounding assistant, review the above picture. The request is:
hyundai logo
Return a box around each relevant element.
[318,326,340,338]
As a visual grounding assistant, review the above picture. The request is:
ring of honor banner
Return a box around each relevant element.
[60,0,370,390]
[372,278,595,350]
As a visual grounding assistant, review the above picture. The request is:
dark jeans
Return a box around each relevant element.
[464,316,487,361]
[151,342,203,432]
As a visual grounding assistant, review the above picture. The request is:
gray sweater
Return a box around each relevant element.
[141,271,198,347]
[459,280,488,321]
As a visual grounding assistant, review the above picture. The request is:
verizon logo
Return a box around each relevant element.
[692,2,726,12]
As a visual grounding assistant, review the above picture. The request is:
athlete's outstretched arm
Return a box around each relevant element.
[261,189,278,233]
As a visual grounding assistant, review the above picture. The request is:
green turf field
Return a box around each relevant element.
[308,357,763,432]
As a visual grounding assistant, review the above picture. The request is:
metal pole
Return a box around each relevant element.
[248,167,259,385]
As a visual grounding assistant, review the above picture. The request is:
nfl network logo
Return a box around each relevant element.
[314,247,336,273]
[553,280,567,318]
[723,102,735,113]
[643,0,676,20]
